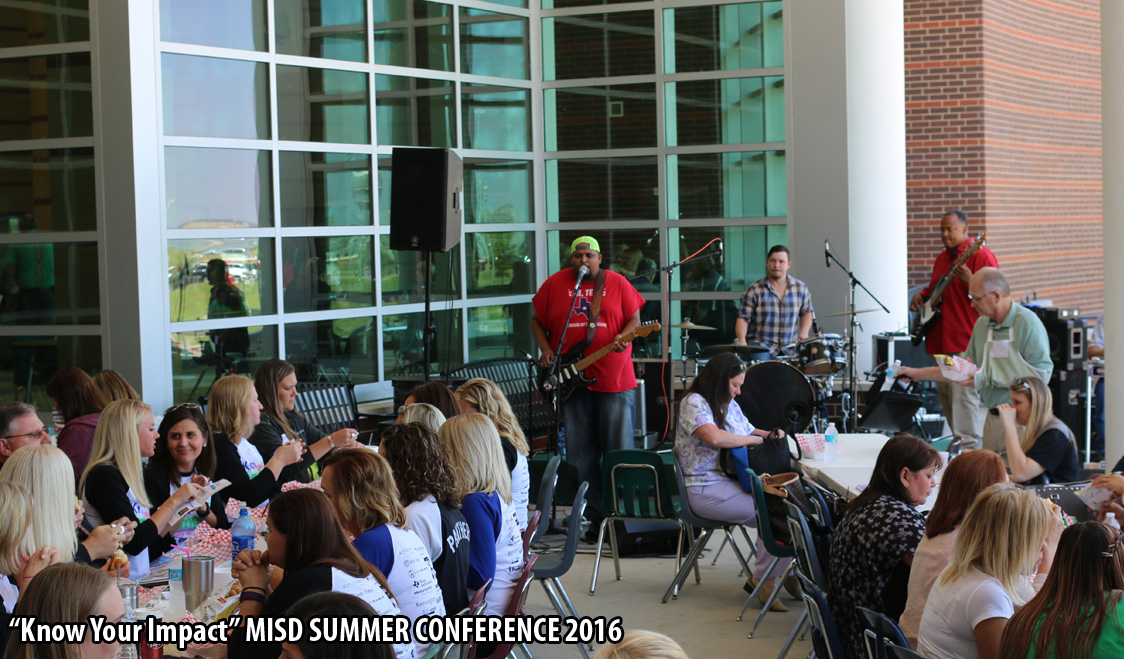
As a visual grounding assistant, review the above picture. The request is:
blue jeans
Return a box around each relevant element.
[561,387,636,525]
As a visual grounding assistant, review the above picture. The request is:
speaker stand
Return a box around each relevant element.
[422,250,434,382]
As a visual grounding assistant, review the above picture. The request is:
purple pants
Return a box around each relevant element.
[687,477,792,580]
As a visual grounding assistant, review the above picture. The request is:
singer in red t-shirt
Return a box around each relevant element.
[908,210,997,449]
[532,236,644,534]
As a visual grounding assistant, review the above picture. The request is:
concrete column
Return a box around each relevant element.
[789,0,907,378]
[1102,0,1123,469]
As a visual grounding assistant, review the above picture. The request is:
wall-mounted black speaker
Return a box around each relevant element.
[390,148,462,253]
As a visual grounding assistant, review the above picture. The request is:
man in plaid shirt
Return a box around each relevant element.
[733,245,814,356]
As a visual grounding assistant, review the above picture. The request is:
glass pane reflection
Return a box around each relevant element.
[160,0,267,51]
[281,236,374,313]
[285,318,377,384]
[465,160,531,224]
[168,238,275,322]
[277,65,369,144]
[0,148,96,232]
[546,157,658,222]
[546,84,656,151]
[374,75,454,147]
[664,2,783,74]
[171,326,277,404]
[547,229,659,279]
[0,241,99,325]
[0,336,101,411]
[280,152,371,227]
[466,232,534,299]
[669,150,786,220]
[162,54,270,139]
[379,239,459,305]
[275,0,366,62]
[462,84,529,152]
[0,53,92,142]
[382,309,462,379]
[543,12,654,81]
[666,77,784,147]
[671,225,787,294]
[165,147,272,230]
[460,8,528,80]
[468,303,535,362]
[0,0,89,48]
[372,0,452,72]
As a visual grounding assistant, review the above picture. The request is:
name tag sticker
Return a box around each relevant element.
[990,339,1009,359]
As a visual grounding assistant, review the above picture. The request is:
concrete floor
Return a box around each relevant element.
[521,527,813,659]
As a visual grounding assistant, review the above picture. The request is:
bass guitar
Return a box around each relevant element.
[910,232,987,346]
[542,321,661,404]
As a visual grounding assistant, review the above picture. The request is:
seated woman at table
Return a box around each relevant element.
[828,433,941,659]
[380,422,471,616]
[45,366,107,485]
[1000,520,1124,659]
[456,378,531,530]
[208,375,305,513]
[917,482,1062,659]
[79,399,203,579]
[281,592,396,659]
[899,450,1008,647]
[997,375,1079,485]
[0,481,62,650]
[2,562,125,659]
[438,413,523,616]
[144,405,225,558]
[321,448,444,655]
[403,381,460,420]
[396,402,446,431]
[673,352,793,611]
[228,489,414,659]
[0,444,137,572]
[250,359,360,485]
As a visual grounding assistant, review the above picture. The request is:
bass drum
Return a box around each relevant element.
[735,360,815,433]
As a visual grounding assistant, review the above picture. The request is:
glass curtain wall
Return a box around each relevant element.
[0,2,102,409]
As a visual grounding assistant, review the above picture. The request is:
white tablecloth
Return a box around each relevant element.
[801,433,939,512]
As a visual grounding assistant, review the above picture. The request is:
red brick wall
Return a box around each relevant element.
[905,0,1103,315]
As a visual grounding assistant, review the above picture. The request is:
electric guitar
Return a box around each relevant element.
[910,232,987,346]
[542,321,661,404]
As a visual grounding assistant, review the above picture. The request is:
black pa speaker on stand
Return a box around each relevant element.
[390,148,463,381]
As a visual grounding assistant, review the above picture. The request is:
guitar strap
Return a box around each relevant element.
[585,268,608,344]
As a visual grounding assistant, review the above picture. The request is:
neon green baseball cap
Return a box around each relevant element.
[570,236,600,254]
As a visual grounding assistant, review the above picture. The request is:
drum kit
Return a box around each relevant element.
[672,310,872,434]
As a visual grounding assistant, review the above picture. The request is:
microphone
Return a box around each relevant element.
[824,240,831,269]
[573,264,589,292]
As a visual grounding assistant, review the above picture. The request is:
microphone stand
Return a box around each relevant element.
[545,270,588,457]
[630,246,722,444]
[825,246,889,432]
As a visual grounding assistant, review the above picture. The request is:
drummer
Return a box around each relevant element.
[733,245,814,357]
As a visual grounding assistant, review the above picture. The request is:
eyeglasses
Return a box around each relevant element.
[3,426,48,441]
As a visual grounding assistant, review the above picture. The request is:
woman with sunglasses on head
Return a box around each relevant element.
[1000,521,1124,659]
[207,375,305,511]
[0,445,137,574]
[144,405,225,559]
[996,376,1078,484]
[250,359,360,485]
[79,399,203,579]
[228,489,415,659]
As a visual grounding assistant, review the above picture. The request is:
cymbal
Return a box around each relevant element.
[824,308,880,318]
[701,343,772,357]
[669,321,716,331]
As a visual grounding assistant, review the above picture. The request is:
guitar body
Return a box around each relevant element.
[910,232,987,347]
[540,321,661,405]
[909,301,941,346]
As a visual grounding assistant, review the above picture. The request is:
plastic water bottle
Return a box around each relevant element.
[882,360,902,391]
[1107,512,1121,530]
[232,508,256,562]
[824,423,839,462]
[167,554,185,618]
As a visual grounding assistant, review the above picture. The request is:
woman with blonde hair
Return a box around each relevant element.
[208,375,304,511]
[79,399,203,579]
[0,445,136,571]
[917,482,1064,659]
[250,359,359,484]
[396,402,446,432]
[0,482,63,649]
[456,378,531,529]
[321,448,444,655]
[438,413,523,615]
[996,375,1078,484]
[2,562,124,659]
[92,369,139,403]
[594,630,689,659]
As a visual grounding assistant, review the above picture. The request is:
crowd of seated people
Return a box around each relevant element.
[0,369,540,657]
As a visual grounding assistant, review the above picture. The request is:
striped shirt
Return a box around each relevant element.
[737,275,813,355]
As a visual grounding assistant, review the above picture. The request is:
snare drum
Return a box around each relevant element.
[794,334,846,376]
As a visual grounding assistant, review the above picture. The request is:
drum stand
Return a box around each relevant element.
[678,326,695,393]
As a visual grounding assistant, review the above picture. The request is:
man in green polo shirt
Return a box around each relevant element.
[900,268,1051,453]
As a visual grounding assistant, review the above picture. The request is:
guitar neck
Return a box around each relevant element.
[572,330,638,371]
[928,238,984,304]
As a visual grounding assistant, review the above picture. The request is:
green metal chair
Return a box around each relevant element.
[588,449,686,595]
[739,468,797,638]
